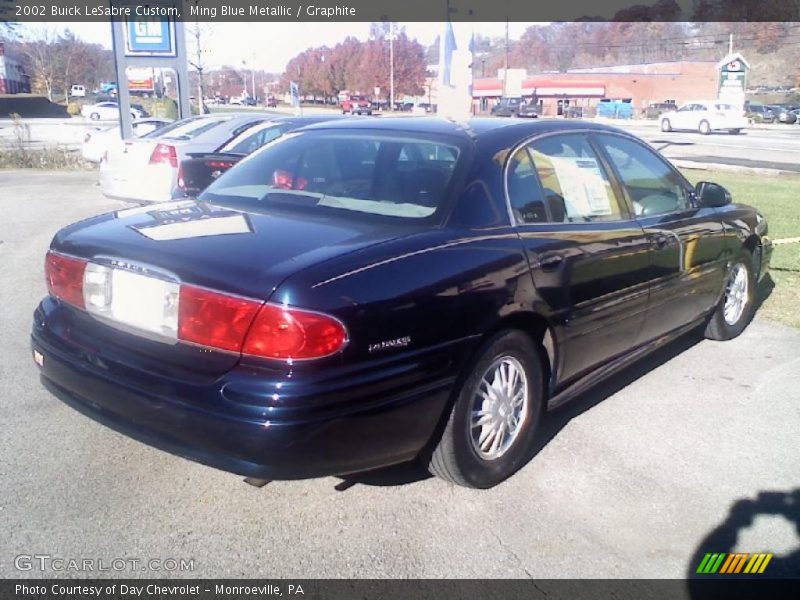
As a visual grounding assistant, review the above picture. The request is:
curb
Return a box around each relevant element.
[671,159,793,176]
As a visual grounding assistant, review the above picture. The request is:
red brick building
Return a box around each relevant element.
[473,61,719,117]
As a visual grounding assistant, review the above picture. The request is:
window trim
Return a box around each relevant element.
[588,130,697,218]
[502,129,634,227]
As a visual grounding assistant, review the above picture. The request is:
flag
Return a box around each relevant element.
[439,21,457,88]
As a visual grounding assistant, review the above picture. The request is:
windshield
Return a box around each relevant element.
[200,131,462,220]
[143,116,231,141]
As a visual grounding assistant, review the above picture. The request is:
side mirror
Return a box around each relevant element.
[695,181,731,207]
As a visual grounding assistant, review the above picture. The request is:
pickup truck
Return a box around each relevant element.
[341,96,372,115]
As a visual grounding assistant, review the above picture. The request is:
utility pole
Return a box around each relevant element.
[503,18,509,98]
[729,32,733,55]
[389,22,395,111]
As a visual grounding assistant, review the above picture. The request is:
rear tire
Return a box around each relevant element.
[429,330,544,489]
[90,112,100,121]
[699,120,711,135]
[661,118,672,132]
[705,256,756,341]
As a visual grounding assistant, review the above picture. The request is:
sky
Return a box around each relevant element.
[23,22,532,73]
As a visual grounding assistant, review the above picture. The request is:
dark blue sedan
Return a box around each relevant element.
[32,118,772,488]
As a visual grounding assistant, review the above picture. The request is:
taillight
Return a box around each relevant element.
[178,285,261,353]
[205,160,235,170]
[272,169,308,190]
[149,143,178,167]
[242,304,347,360]
[176,164,186,191]
[45,251,86,309]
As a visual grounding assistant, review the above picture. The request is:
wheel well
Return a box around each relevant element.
[483,312,555,392]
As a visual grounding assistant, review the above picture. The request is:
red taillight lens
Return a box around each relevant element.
[178,285,261,353]
[45,251,86,309]
[176,164,186,191]
[242,304,347,360]
[149,143,178,167]
[272,169,308,190]
[205,160,234,170]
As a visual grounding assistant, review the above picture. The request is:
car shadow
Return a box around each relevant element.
[686,488,799,587]
[755,272,776,313]
[336,326,709,490]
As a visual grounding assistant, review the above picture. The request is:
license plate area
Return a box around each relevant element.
[84,264,180,342]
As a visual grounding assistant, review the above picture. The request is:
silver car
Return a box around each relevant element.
[99,114,271,203]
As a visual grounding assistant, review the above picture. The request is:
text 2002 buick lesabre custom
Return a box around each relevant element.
[32,118,772,488]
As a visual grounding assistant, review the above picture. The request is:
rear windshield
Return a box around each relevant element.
[200,131,462,220]
[144,116,231,141]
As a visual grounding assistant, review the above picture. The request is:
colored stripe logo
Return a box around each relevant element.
[696,552,773,574]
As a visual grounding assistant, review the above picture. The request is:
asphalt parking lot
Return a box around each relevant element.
[1,170,798,579]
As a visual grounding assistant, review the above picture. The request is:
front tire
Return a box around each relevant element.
[90,112,100,121]
[429,330,544,488]
[661,118,672,132]
[705,256,756,341]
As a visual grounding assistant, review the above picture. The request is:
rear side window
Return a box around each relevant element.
[524,134,624,223]
[201,131,462,220]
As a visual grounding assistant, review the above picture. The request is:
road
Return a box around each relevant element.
[613,119,800,173]
[3,113,800,172]
[0,171,799,579]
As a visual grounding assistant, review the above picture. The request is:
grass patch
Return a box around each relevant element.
[681,169,800,328]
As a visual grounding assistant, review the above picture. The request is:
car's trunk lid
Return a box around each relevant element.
[49,200,411,375]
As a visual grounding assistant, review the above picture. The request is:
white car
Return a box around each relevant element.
[81,102,144,121]
[81,119,172,163]
[659,101,749,135]
[99,113,269,203]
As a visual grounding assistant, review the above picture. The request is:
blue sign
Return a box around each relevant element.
[125,19,176,56]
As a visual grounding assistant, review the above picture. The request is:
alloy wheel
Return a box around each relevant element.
[723,263,749,325]
[470,356,530,461]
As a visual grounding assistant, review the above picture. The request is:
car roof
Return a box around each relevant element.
[298,116,631,141]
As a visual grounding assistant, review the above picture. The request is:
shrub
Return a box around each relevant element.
[66,102,81,116]
[152,97,179,120]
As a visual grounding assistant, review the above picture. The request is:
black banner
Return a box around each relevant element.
[4,579,800,600]
[2,0,799,23]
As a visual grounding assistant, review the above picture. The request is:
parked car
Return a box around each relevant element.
[767,105,797,124]
[660,101,748,134]
[643,102,677,119]
[69,84,86,98]
[744,103,775,124]
[341,96,372,115]
[491,97,524,117]
[174,115,346,198]
[81,118,172,163]
[791,108,800,123]
[34,118,772,489]
[81,102,144,121]
[265,97,278,108]
[99,113,271,203]
[517,102,540,118]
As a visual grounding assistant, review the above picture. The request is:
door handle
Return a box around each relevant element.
[537,253,565,271]
[649,234,670,248]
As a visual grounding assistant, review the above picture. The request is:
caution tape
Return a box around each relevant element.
[773,237,800,246]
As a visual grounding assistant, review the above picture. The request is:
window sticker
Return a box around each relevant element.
[549,156,614,217]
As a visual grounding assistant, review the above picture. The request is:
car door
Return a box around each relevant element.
[507,133,651,385]
[594,133,727,342]
[672,104,697,129]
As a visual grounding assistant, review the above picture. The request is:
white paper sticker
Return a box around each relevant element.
[549,156,614,218]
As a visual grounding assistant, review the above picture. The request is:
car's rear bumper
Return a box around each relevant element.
[31,301,468,480]
[99,165,175,204]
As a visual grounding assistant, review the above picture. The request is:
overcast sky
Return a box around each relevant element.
[25,22,533,73]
